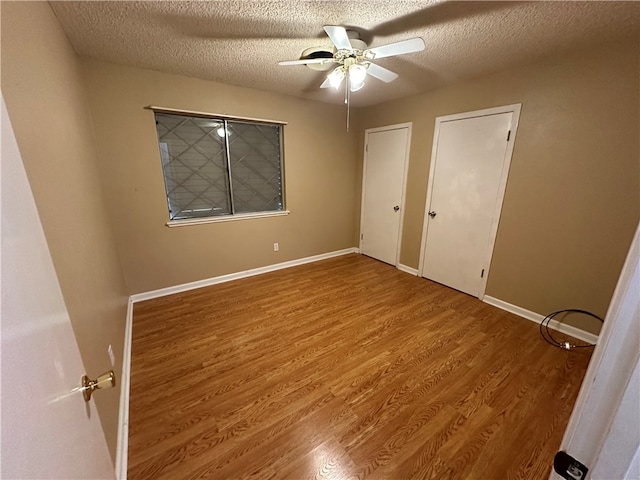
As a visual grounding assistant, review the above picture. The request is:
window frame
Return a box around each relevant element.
[148,106,289,227]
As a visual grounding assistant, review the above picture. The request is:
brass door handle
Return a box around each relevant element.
[82,370,116,402]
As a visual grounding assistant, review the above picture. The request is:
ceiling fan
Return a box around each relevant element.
[279,26,425,93]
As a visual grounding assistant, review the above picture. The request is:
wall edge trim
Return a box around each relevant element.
[483,295,599,345]
[397,264,419,276]
[130,247,359,303]
[115,298,134,480]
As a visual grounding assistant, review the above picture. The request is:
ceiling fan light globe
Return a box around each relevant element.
[349,64,367,84]
[349,78,365,92]
[328,67,345,89]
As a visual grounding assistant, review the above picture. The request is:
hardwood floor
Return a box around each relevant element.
[127,254,592,479]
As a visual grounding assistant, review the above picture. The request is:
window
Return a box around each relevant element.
[153,110,285,222]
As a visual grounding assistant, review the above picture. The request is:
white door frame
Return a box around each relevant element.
[551,222,640,479]
[359,122,412,267]
[418,104,521,298]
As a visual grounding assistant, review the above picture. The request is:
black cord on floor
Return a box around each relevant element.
[539,309,604,350]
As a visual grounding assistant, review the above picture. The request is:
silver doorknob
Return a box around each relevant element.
[81,370,116,402]
[428,211,437,218]
[393,206,400,212]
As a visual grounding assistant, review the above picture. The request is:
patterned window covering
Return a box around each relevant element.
[154,112,284,220]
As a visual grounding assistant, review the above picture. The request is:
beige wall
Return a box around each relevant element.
[355,40,640,333]
[80,60,359,294]
[2,12,636,470]
[1,2,129,461]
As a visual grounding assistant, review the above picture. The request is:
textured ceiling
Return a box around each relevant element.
[50,1,639,107]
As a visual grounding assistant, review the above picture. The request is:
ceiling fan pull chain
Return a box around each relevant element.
[346,77,351,132]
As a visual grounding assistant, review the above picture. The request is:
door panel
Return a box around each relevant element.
[1,97,114,479]
[422,112,512,296]
[361,126,410,265]
[556,224,640,479]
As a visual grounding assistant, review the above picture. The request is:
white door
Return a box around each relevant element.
[1,96,114,479]
[420,105,520,297]
[360,124,411,266]
[552,223,640,480]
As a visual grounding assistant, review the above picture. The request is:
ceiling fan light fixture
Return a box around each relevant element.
[348,63,367,92]
[349,77,365,92]
[328,67,345,89]
[349,64,367,85]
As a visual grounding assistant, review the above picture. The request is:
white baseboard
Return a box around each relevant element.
[115,298,134,480]
[397,263,418,276]
[483,295,599,345]
[130,248,359,303]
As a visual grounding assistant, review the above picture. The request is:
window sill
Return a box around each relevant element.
[166,210,290,228]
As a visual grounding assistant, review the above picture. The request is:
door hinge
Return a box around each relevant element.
[361,233,363,240]
[365,144,368,152]
[506,130,511,141]
[481,269,485,278]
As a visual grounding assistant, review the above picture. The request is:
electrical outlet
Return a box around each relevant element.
[108,344,115,367]
[274,242,279,252]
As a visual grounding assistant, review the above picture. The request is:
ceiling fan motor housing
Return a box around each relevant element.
[302,31,368,71]
[347,37,368,51]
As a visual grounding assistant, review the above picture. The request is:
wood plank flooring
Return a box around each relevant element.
[127,254,592,479]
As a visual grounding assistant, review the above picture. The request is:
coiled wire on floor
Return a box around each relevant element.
[540,309,604,350]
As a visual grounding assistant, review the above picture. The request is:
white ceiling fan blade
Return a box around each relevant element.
[366,63,399,83]
[279,58,335,66]
[320,77,332,88]
[366,37,425,59]
[323,25,352,50]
